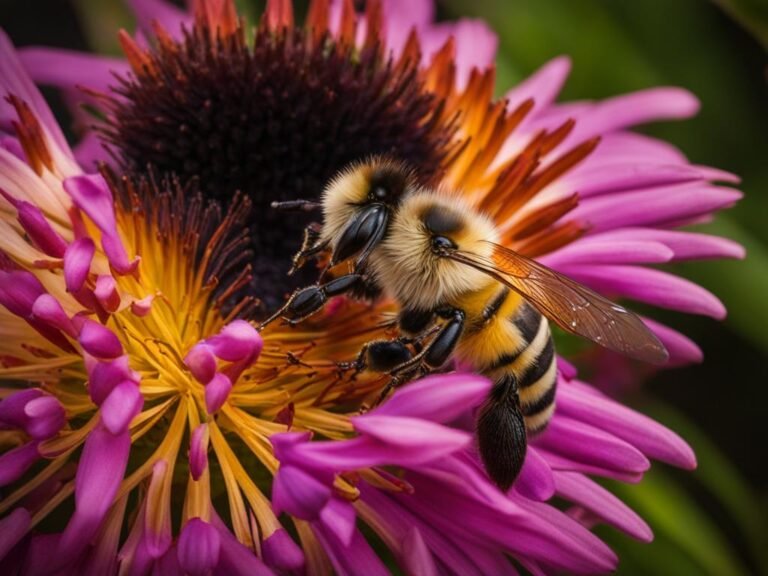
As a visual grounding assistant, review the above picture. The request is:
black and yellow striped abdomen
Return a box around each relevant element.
[453,285,558,436]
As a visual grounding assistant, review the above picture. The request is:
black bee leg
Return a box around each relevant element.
[288,223,329,276]
[270,199,322,212]
[373,308,465,406]
[259,273,362,330]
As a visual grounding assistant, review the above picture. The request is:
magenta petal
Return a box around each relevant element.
[205,373,232,414]
[534,415,650,475]
[32,294,76,337]
[16,200,67,257]
[420,19,498,88]
[0,507,30,561]
[188,423,209,481]
[261,529,305,572]
[555,471,652,542]
[371,372,491,422]
[63,174,139,275]
[206,320,262,362]
[562,265,726,319]
[19,48,130,94]
[177,518,221,576]
[23,395,65,439]
[353,415,472,454]
[94,275,120,312]
[88,355,137,405]
[558,381,697,469]
[401,527,437,576]
[213,524,275,576]
[101,381,143,434]
[127,0,193,36]
[319,498,357,547]
[185,343,217,384]
[0,269,45,317]
[272,465,331,520]
[505,56,571,115]
[63,237,95,293]
[514,447,555,501]
[0,441,40,487]
[643,317,703,366]
[0,388,41,429]
[58,426,131,561]
[313,524,390,576]
[542,239,674,267]
[78,318,124,359]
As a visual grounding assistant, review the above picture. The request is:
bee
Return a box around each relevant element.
[262,157,668,490]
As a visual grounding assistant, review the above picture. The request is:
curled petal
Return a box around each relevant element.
[206,320,263,362]
[184,343,217,384]
[0,507,31,561]
[23,394,66,439]
[16,199,67,257]
[272,464,331,520]
[318,498,356,547]
[32,294,76,337]
[261,529,305,572]
[204,373,232,414]
[177,518,220,576]
[88,355,137,405]
[0,441,40,487]
[100,381,144,434]
[78,318,123,359]
[63,237,95,293]
[63,174,139,275]
[0,269,45,317]
[94,274,120,312]
[189,423,209,481]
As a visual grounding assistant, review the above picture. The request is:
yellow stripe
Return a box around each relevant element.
[519,355,557,407]
[525,403,556,433]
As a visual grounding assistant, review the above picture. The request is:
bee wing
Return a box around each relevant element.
[448,242,669,364]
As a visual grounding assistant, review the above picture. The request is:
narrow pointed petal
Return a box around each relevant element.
[272,465,332,520]
[0,441,40,487]
[0,508,30,561]
[188,423,209,481]
[401,527,437,576]
[101,381,144,434]
[78,319,124,359]
[63,237,95,293]
[261,528,305,572]
[205,373,233,414]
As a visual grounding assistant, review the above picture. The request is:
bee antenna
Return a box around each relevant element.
[270,200,322,212]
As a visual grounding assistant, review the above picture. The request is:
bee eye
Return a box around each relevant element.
[371,186,388,200]
[431,235,457,254]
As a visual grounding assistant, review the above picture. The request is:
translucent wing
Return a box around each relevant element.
[448,242,668,364]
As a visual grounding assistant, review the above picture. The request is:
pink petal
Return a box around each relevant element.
[0,269,45,317]
[542,240,674,267]
[188,423,209,481]
[74,130,109,171]
[401,527,437,576]
[569,183,742,231]
[643,317,703,366]
[19,48,130,95]
[211,524,277,576]
[206,320,263,362]
[505,56,571,115]
[514,447,556,501]
[558,381,696,469]
[569,87,700,141]
[63,237,95,293]
[0,441,40,487]
[313,524,390,576]
[0,388,42,429]
[380,0,434,54]
[23,395,65,439]
[94,275,120,312]
[177,518,221,576]
[261,529,305,572]
[58,426,131,562]
[533,415,650,475]
[205,373,232,414]
[16,200,67,257]
[100,381,144,434]
[562,265,727,319]
[88,355,137,405]
[352,415,472,454]
[0,507,30,561]
[63,174,139,275]
[555,471,652,542]
[32,293,76,337]
[127,0,193,37]
[319,498,357,547]
[130,294,154,316]
[371,372,491,422]
[587,131,689,165]
[0,30,72,157]
[184,343,217,384]
[78,318,124,359]
[272,465,331,520]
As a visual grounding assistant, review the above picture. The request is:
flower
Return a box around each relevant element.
[1,0,744,574]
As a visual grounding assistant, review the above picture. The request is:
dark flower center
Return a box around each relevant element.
[103,23,456,315]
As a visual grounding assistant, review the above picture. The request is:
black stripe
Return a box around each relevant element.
[481,287,510,322]
[522,379,557,417]
[519,337,555,389]
[513,303,541,343]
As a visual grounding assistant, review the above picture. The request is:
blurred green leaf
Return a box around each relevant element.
[72,0,132,55]
[713,0,768,48]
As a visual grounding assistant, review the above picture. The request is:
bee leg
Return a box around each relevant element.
[259,273,362,330]
[477,374,527,491]
[288,223,329,276]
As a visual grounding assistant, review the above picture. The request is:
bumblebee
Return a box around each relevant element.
[263,158,668,490]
